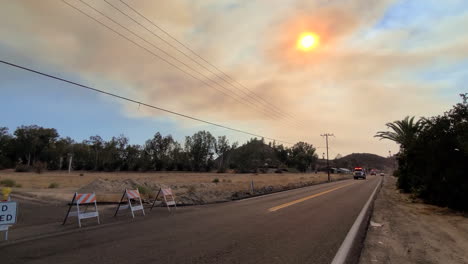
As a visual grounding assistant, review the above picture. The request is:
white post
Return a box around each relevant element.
[68,154,73,174]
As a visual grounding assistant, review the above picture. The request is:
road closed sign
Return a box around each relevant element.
[0,201,17,225]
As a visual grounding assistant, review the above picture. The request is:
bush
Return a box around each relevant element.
[15,164,31,172]
[212,178,220,183]
[33,162,46,174]
[0,179,16,187]
[48,182,59,188]
[392,94,468,210]
[137,185,150,196]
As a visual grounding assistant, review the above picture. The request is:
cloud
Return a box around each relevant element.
[1,0,467,156]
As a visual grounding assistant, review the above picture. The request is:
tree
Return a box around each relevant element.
[13,125,59,166]
[0,127,14,169]
[215,136,230,171]
[185,131,216,171]
[374,116,424,150]
[378,94,468,211]
[229,138,279,173]
[144,132,177,171]
[47,137,74,170]
[85,135,104,170]
[289,142,318,172]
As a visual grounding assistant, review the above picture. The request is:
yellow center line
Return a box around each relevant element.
[268,182,357,212]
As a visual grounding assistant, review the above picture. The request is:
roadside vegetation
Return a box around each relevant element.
[376,93,468,211]
[0,126,318,174]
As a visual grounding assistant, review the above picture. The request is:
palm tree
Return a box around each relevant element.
[375,116,424,149]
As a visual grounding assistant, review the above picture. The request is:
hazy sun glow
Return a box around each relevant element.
[297,33,319,51]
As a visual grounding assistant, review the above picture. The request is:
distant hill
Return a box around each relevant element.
[331,153,395,171]
[227,139,280,172]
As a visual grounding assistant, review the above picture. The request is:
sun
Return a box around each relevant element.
[297,33,319,51]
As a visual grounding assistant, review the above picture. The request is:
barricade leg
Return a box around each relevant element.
[129,199,135,218]
[139,197,145,216]
[95,200,100,224]
[77,203,82,228]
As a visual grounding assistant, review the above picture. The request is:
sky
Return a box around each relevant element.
[1,0,467,157]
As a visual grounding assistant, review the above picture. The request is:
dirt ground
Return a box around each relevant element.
[0,170,350,205]
[359,176,468,264]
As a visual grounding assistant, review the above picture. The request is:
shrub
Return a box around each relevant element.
[48,182,59,188]
[79,173,84,176]
[15,184,22,188]
[137,185,150,196]
[212,178,220,183]
[33,161,46,174]
[0,179,16,187]
[15,164,31,172]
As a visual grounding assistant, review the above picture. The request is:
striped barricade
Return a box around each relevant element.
[151,187,177,212]
[114,189,145,218]
[63,192,100,228]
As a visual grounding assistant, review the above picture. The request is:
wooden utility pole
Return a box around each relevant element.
[321,133,334,182]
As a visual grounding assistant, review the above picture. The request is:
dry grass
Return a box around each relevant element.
[0,170,351,203]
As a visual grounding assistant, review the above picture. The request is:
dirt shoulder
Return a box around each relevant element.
[359,176,468,264]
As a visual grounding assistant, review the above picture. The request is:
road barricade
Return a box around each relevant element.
[151,187,177,212]
[1,198,17,241]
[63,192,100,228]
[114,189,145,218]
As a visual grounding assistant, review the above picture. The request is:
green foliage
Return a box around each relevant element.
[212,178,220,183]
[0,179,16,187]
[13,125,59,166]
[0,125,323,176]
[48,182,59,188]
[184,131,217,171]
[137,185,150,196]
[375,116,424,149]
[289,142,318,172]
[382,94,468,211]
[228,138,279,173]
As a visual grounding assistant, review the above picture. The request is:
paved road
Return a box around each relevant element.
[2,177,380,264]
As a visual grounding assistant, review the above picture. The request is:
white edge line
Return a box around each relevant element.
[331,177,382,264]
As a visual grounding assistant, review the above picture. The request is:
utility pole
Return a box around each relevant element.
[321,133,334,182]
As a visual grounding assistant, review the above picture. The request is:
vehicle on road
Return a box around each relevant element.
[380,172,385,176]
[353,167,366,180]
[370,170,376,176]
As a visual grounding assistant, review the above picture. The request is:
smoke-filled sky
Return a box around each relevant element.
[1,0,467,157]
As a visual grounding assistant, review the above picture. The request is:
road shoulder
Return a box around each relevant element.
[359,176,468,264]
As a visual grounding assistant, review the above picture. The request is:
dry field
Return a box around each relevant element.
[0,170,351,204]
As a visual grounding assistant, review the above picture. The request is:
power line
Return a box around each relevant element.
[119,0,300,122]
[71,0,294,125]
[0,59,294,145]
[105,0,292,122]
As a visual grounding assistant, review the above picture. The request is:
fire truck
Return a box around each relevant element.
[353,167,366,180]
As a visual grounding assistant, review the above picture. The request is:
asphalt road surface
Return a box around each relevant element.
[2,177,380,264]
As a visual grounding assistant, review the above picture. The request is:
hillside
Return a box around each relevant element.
[332,153,395,171]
